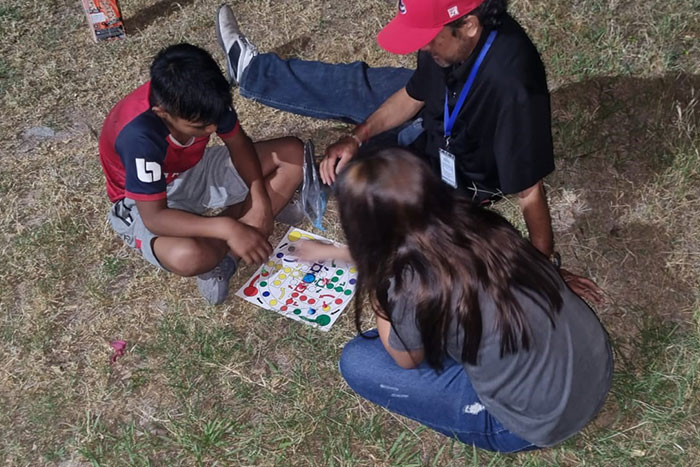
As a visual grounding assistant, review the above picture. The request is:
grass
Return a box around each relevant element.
[1,0,699,465]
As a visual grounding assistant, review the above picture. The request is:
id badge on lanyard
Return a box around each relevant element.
[441,29,497,189]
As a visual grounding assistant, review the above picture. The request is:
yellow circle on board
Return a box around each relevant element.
[284,267,291,273]
[349,267,357,273]
[288,230,301,242]
[267,261,275,267]
[279,274,286,279]
[273,280,281,286]
[270,299,277,305]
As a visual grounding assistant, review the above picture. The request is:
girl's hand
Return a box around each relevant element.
[295,240,353,263]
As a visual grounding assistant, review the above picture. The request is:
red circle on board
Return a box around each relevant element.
[292,292,299,297]
[300,295,307,301]
[308,299,316,304]
[281,306,288,311]
[286,298,294,304]
[243,286,258,297]
[335,298,343,304]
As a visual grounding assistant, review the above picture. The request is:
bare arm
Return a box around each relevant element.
[376,314,425,369]
[319,87,424,185]
[222,128,273,236]
[135,198,272,264]
[517,180,554,257]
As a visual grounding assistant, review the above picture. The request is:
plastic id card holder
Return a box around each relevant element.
[439,148,458,188]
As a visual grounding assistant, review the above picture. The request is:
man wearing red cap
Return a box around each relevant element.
[216,1,602,304]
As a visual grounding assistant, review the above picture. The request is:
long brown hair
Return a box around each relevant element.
[336,148,563,368]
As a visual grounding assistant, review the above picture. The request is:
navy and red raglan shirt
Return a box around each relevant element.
[99,81,240,203]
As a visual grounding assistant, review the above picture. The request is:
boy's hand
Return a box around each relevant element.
[228,222,273,264]
[320,136,359,185]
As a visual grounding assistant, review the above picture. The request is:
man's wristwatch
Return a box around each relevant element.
[549,251,562,269]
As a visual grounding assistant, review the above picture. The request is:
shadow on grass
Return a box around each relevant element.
[125,0,199,34]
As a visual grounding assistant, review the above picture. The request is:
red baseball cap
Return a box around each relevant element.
[377,0,485,54]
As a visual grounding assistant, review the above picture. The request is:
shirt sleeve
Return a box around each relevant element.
[216,105,241,139]
[405,52,430,102]
[115,130,168,201]
[493,83,555,194]
[386,274,424,352]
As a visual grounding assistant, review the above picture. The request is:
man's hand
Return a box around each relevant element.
[227,222,273,265]
[319,136,359,185]
[238,203,274,238]
[560,268,605,305]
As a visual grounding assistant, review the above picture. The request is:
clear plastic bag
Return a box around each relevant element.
[301,140,329,230]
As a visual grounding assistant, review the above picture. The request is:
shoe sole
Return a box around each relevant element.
[215,4,237,85]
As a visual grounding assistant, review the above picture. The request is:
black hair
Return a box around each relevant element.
[449,0,508,31]
[336,147,563,369]
[149,43,232,125]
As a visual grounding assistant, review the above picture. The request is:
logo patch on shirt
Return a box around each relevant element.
[135,158,162,183]
[447,6,460,17]
[398,0,406,14]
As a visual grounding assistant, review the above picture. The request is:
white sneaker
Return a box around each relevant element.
[216,4,258,86]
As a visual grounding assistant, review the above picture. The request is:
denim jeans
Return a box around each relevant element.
[339,330,537,453]
[239,53,413,124]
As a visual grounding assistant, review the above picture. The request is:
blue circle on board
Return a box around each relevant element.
[303,273,315,283]
[262,291,270,297]
[276,252,284,258]
[308,308,316,315]
[349,278,356,285]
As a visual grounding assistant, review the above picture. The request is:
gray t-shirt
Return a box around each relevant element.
[388,273,612,447]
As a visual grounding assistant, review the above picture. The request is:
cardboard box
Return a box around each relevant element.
[81,0,126,42]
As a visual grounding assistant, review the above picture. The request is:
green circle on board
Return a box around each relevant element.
[335,270,343,276]
[316,315,331,326]
[260,281,267,287]
[293,308,302,315]
[335,286,343,292]
[326,283,334,289]
[331,276,339,282]
[344,289,352,295]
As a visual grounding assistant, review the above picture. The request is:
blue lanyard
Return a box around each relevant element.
[444,29,498,146]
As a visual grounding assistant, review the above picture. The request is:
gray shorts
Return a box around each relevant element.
[107,146,249,270]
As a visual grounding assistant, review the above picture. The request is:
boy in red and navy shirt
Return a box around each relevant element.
[99,43,303,304]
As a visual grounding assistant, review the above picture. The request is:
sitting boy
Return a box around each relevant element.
[99,43,303,304]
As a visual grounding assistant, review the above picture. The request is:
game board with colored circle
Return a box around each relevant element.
[235,227,357,331]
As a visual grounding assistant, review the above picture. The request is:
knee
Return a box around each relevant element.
[280,136,304,172]
[162,239,222,276]
[338,333,379,391]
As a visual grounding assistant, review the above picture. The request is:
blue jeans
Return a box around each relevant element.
[239,53,413,124]
[339,330,537,453]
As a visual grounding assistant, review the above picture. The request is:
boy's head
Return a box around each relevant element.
[149,43,232,136]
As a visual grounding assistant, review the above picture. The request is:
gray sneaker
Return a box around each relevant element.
[276,197,305,226]
[216,4,258,86]
[197,255,237,305]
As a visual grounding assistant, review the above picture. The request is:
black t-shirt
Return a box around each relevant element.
[405,14,555,200]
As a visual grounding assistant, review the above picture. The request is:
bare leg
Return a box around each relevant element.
[152,236,228,276]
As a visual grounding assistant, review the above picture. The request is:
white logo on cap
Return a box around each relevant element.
[448,6,460,17]
[398,0,406,14]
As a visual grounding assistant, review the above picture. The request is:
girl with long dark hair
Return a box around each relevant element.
[297,147,612,452]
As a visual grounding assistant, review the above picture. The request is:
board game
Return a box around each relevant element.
[235,227,357,331]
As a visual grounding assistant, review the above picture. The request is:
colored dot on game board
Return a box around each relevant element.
[349,278,356,285]
[326,283,334,289]
[300,295,307,301]
[267,261,275,267]
[308,298,316,304]
[276,252,284,258]
[275,264,283,270]
[281,306,288,311]
[331,276,339,282]
[335,287,343,292]
[286,298,294,304]
[344,289,352,296]
[279,274,286,279]
[263,291,270,297]
[273,280,281,286]
[243,286,257,296]
[317,315,331,326]
[350,267,357,273]
[335,298,343,304]
[284,267,291,273]
[336,270,343,276]
[303,273,315,283]
[270,299,278,305]
[292,292,299,298]
[323,305,330,311]
[288,246,296,252]
[260,281,268,287]
[308,308,316,315]
[293,308,301,315]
